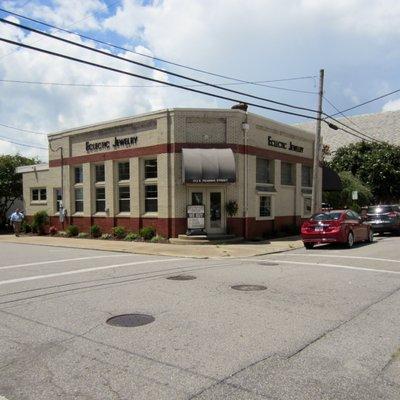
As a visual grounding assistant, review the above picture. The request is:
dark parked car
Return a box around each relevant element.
[365,205,400,234]
[301,209,374,249]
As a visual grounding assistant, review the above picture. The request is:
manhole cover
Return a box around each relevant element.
[106,314,155,327]
[166,275,196,281]
[258,262,279,266]
[231,284,267,291]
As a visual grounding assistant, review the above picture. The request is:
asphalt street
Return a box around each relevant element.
[1,235,400,399]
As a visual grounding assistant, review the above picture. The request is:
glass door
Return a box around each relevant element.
[206,189,225,234]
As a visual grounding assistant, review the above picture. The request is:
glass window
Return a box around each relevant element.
[256,158,273,184]
[312,212,343,221]
[145,185,158,212]
[119,186,130,213]
[75,188,83,213]
[74,166,83,184]
[301,165,312,187]
[259,196,271,217]
[95,187,106,212]
[32,188,47,201]
[281,162,294,185]
[303,197,311,216]
[95,164,105,183]
[191,192,203,205]
[40,188,47,200]
[144,159,157,179]
[118,162,130,181]
[32,189,39,201]
[55,188,62,212]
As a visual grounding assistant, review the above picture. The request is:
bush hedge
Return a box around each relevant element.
[90,224,101,238]
[32,210,49,235]
[66,225,79,237]
[139,226,156,240]
[112,226,127,239]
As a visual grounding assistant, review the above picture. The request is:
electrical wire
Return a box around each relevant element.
[0,77,316,93]
[0,135,47,149]
[0,18,321,114]
[0,122,46,135]
[0,6,318,94]
[0,36,322,121]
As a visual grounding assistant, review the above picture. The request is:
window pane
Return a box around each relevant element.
[281,162,294,185]
[119,186,130,212]
[95,164,105,182]
[303,197,311,215]
[260,196,271,217]
[32,189,38,201]
[118,162,130,181]
[144,159,157,179]
[75,166,83,184]
[256,158,272,183]
[96,187,105,212]
[40,188,47,200]
[145,185,158,212]
[191,192,203,205]
[301,165,312,187]
[75,188,83,212]
[55,189,62,212]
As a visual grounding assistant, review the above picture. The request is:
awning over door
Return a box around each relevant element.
[182,148,236,183]
[322,166,342,191]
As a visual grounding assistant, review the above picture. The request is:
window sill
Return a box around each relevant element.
[144,178,158,184]
[280,184,295,188]
[141,212,158,218]
[31,201,47,205]
[93,212,107,217]
[74,182,83,187]
[118,180,130,185]
[117,212,131,217]
[256,215,274,221]
[73,212,84,217]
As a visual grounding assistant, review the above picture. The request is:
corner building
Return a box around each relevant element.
[19,108,321,239]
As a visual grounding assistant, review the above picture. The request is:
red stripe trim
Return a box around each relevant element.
[49,142,312,167]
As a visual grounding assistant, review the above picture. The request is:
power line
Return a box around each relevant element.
[328,88,400,117]
[0,77,315,93]
[0,37,321,121]
[0,18,321,114]
[0,135,47,149]
[0,122,46,135]
[0,7,317,93]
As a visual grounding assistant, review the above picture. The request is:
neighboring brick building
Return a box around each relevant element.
[16,108,320,239]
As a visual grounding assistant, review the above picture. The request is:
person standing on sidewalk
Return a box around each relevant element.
[10,208,24,237]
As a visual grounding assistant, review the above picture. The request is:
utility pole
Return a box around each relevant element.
[311,69,324,214]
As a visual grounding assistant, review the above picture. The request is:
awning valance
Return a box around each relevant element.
[182,148,236,184]
[322,166,342,191]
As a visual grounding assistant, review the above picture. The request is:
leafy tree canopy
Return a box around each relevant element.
[329,141,400,202]
[323,171,373,212]
[0,154,39,225]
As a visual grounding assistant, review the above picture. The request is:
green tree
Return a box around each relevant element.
[0,154,38,227]
[323,171,373,212]
[329,142,400,202]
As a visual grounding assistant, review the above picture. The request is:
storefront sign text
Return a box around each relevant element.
[187,205,205,230]
[86,136,138,153]
[267,136,304,153]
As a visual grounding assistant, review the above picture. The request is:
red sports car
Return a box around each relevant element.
[301,209,374,249]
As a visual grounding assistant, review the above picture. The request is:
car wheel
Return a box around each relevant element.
[347,232,354,248]
[368,229,374,243]
[304,242,314,249]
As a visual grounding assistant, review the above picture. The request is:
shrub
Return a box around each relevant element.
[90,224,101,238]
[139,226,156,240]
[22,221,32,233]
[112,226,127,239]
[150,235,167,243]
[66,225,79,237]
[56,231,68,238]
[100,233,112,240]
[124,232,140,241]
[225,200,239,217]
[32,210,49,235]
[49,226,58,236]
[78,232,89,239]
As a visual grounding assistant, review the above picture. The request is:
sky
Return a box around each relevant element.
[0,0,400,161]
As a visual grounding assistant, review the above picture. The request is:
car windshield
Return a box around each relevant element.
[368,206,392,214]
[311,212,342,221]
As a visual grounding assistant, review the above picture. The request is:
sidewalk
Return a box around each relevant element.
[0,234,303,259]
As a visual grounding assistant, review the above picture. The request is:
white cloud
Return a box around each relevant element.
[382,98,400,112]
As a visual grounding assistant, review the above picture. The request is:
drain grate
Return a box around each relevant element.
[106,313,155,327]
[231,284,267,291]
[166,275,196,281]
[258,261,279,266]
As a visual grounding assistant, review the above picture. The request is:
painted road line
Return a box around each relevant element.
[273,253,400,264]
[259,259,400,275]
[0,258,182,286]
[0,254,134,271]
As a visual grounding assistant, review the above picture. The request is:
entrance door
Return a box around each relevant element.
[188,187,226,235]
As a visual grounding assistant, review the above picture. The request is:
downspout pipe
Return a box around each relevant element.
[242,112,250,239]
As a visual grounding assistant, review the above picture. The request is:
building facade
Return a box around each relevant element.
[17,108,320,239]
